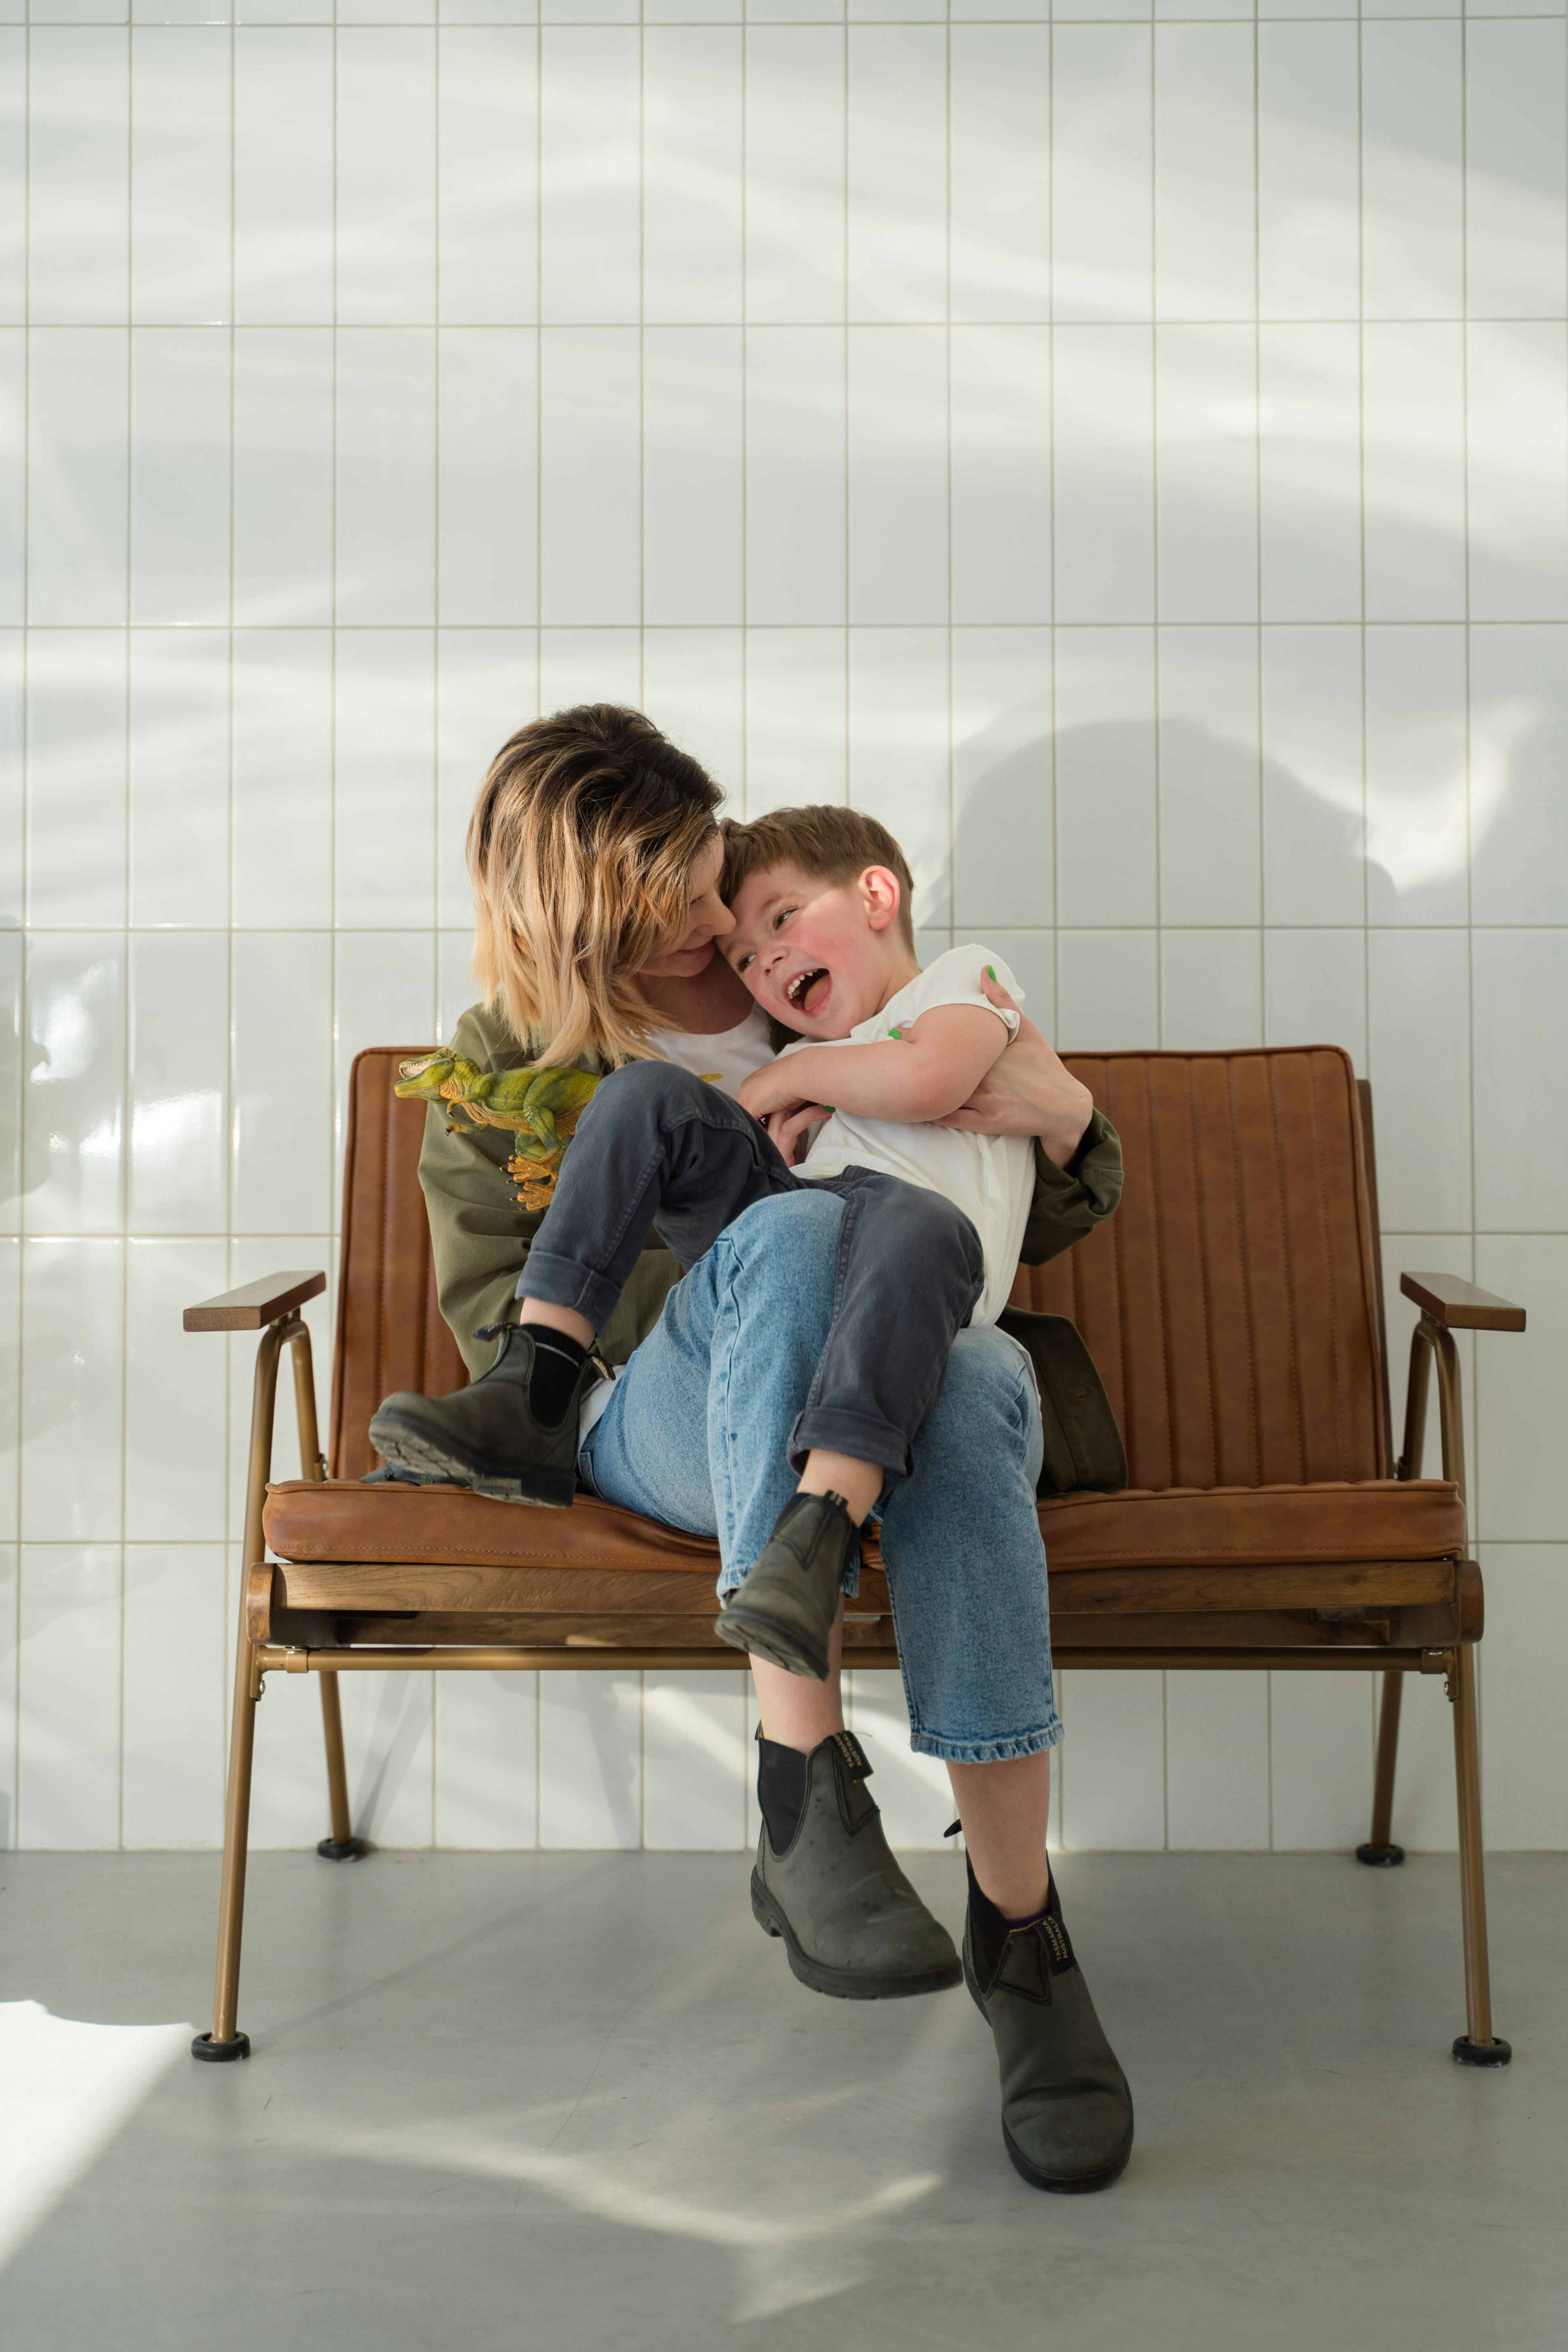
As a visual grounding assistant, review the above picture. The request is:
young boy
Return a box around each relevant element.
[373,808,1035,1682]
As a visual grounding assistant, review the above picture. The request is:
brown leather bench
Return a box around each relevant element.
[188,1044,1523,2070]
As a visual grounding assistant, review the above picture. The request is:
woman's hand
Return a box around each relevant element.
[937,972,1093,1168]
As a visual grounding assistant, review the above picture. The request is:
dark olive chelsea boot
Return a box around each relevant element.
[750,1730,963,1999]
[716,1490,858,1680]
[368,1323,601,1507]
[963,1855,1134,2193]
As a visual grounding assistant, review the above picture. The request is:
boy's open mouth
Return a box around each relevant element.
[784,967,831,1018]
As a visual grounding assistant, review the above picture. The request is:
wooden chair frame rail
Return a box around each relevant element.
[185,1067,1528,2068]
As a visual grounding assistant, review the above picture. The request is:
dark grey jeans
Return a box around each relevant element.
[518,1060,984,1485]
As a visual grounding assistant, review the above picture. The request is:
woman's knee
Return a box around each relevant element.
[719,1189,845,1327]
[921,1327,1034,1462]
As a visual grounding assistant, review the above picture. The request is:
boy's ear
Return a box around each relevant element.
[858,866,903,935]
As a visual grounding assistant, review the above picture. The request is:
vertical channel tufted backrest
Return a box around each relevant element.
[1010,1047,1387,1491]
[329,1049,468,1479]
[330,1042,1386,1494]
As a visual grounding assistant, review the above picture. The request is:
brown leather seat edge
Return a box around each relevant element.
[265,1473,1464,1576]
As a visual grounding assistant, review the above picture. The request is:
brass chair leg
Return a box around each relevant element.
[1449,1644,1511,2067]
[194,1315,291,2062]
[192,1612,263,2061]
[316,1671,368,1863]
[1357,1669,1406,1865]
[284,1317,369,1863]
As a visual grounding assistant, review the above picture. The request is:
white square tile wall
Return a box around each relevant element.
[2,7,1564,1858]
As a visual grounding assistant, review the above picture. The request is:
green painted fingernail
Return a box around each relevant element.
[889,1026,901,1039]
[986,965,997,980]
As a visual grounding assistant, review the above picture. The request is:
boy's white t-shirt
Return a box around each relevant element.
[782,944,1033,1327]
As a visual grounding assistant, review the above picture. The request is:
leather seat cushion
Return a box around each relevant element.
[1036,1479,1463,1569]
[265,1475,1464,1577]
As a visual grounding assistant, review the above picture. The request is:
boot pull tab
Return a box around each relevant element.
[830,1730,873,1781]
[1041,1912,1073,1971]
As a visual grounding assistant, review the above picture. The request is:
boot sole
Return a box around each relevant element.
[751,1870,962,2001]
[714,1606,830,1682]
[1002,2119,1134,2197]
[368,1408,575,1509]
[964,1945,1134,2194]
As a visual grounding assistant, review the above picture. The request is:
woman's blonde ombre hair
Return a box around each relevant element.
[468,704,724,1069]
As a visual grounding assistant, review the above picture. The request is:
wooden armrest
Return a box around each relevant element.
[1400,1271,1525,1334]
[185,1270,327,1332]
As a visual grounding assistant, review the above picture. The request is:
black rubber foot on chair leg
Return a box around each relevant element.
[191,2030,251,2063]
[1355,1842,1406,1866]
[1453,2034,1513,2067]
[316,1835,369,1862]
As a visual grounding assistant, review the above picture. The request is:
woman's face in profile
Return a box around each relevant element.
[637,832,735,980]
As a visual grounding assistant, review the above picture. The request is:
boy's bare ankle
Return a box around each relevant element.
[797,1451,883,1528]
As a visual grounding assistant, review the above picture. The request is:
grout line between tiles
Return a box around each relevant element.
[1357,2,1371,1102]
[39,314,1568,327]
[944,6,953,914]
[1461,5,1481,1545]
[118,32,134,1853]
[842,13,849,802]
[430,14,443,1836]
[10,2,30,1848]
[13,616,1559,629]
[637,0,646,1823]
[224,11,237,1692]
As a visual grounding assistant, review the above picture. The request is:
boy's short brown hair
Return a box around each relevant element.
[719,806,915,948]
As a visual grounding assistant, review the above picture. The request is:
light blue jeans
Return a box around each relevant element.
[578,1189,1062,1765]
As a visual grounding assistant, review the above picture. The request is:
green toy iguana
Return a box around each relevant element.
[395,1051,603,1213]
[396,1050,725,1213]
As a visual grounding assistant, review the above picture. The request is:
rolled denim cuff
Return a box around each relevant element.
[906,1718,1064,1765]
[787,1406,913,1488]
[515,1248,623,1334]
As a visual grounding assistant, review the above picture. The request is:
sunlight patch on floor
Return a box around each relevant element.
[0,2002,190,2273]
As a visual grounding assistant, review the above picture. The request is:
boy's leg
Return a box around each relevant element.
[789,1170,985,1488]
[521,1060,796,1332]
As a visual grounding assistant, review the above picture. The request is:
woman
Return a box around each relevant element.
[391,706,1134,2194]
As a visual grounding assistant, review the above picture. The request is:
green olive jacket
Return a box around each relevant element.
[419,999,1125,1382]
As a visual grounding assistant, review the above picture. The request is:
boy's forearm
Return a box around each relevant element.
[784,1039,980,1125]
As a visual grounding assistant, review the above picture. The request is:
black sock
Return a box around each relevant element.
[757,1735,809,1853]
[519,1323,588,1425]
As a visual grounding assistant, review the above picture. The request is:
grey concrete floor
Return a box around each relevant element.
[1,1847,1564,2352]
